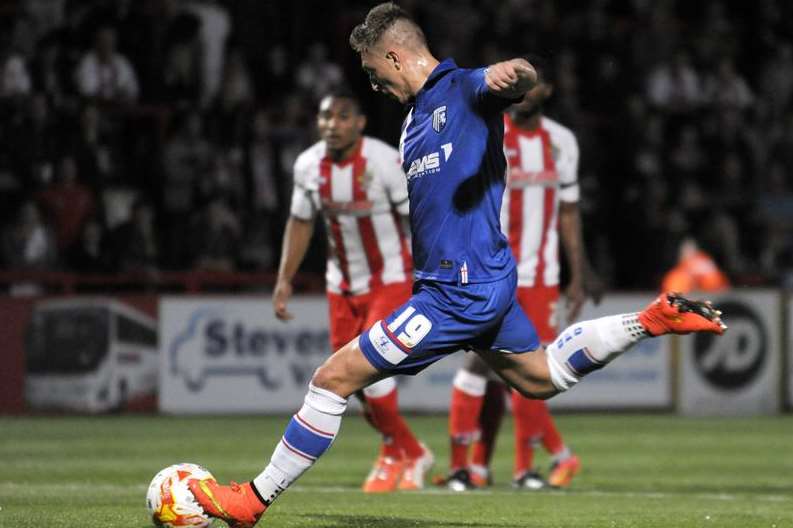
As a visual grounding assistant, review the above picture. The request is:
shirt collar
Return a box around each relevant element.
[426,58,457,83]
[414,58,457,110]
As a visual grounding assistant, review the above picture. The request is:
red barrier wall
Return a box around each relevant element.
[0,298,34,413]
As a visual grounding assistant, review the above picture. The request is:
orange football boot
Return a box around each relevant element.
[548,455,581,488]
[638,293,726,336]
[187,479,266,528]
[362,455,404,493]
[398,443,435,491]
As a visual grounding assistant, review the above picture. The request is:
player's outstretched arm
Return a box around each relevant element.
[273,216,315,321]
[485,58,538,99]
[559,201,587,322]
[559,201,604,321]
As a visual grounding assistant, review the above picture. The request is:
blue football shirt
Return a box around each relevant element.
[399,58,517,284]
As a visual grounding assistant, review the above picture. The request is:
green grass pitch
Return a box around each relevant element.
[0,414,791,527]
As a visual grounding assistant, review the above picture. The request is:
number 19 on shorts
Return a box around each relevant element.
[388,306,432,349]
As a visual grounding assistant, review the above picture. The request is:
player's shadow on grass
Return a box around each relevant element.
[295,513,525,527]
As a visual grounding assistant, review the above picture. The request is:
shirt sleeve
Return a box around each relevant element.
[289,157,318,220]
[461,67,521,115]
[556,129,580,203]
[378,146,410,215]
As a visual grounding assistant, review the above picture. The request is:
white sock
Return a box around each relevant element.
[362,377,396,398]
[252,383,347,504]
[545,313,648,392]
[452,369,487,397]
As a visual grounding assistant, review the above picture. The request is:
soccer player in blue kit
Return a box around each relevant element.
[188,3,726,526]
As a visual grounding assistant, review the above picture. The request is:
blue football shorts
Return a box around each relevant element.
[359,268,540,375]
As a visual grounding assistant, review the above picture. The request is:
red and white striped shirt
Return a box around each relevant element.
[501,115,580,288]
[290,136,412,295]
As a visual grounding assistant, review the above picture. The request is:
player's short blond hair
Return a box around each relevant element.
[349,2,426,53]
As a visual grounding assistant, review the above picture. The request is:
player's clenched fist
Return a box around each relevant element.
[485,58,538,99]
[273,279,294,321]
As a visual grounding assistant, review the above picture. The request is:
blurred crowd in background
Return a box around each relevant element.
[1,0,792,290]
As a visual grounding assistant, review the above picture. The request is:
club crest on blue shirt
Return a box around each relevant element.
[432,105,447,133]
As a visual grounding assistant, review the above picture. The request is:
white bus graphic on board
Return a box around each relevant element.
[25,298,158,413]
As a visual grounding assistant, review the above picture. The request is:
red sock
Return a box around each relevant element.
[356,391,388,458]
[511,392,546,475]
[471,381,506,468]
[365,387,424,459]
[364,391,401,459]
[449,384,485,470]
[358,392,378,429]
[536,401,565,456]
[388,386,425,459]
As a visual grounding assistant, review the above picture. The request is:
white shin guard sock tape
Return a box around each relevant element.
[546,313,648,392]
[253,383,347,504]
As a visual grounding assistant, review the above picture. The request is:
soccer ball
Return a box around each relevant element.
[146,463,214,527]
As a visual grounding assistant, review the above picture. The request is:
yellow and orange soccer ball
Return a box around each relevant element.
[146,463,213,527]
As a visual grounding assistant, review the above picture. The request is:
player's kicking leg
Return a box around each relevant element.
[477,293,726,400]
[188,339,383,528]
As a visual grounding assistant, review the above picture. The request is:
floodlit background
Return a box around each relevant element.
[0,0,791,286]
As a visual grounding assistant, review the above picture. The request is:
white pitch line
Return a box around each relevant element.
[0,482,789,503]
[285,486,792,504]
